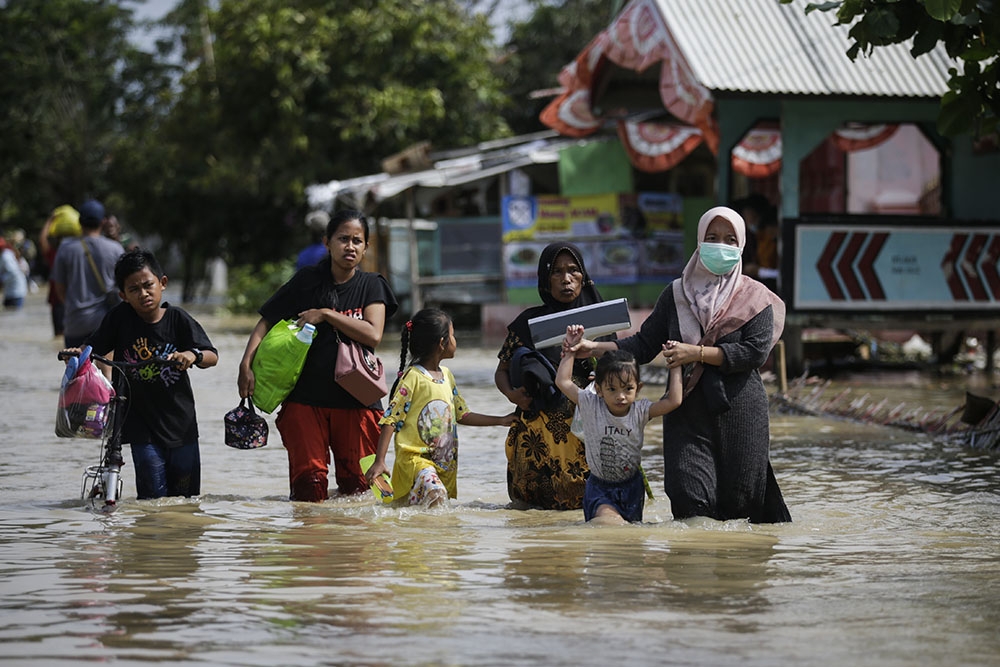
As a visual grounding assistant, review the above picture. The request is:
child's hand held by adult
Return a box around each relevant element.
[567,324,584,342]
[662,341,674,366]
[561,324,585,355]
[662,340,688,367]
[566,333,597,358]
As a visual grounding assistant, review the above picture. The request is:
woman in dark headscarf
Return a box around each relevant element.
[494,242,611,510]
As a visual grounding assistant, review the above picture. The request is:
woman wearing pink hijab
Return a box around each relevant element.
[567,206,791,523]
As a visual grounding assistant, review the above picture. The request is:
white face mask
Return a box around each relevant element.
[699,243,742,275]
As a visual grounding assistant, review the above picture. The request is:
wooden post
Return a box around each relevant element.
[776,339,787,394]
[406,189,422,314]
[498,172,508,306]
[987,330,996,374]
[784,324,804,377]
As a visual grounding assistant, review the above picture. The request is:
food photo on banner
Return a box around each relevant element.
[501,192,687,291]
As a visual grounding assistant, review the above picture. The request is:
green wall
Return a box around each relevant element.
[949,134,1000,220]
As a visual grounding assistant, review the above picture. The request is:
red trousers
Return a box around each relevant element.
[275,402,380,502]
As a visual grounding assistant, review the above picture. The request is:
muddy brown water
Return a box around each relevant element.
[2,293,998,666]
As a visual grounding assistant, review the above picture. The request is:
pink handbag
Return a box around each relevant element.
[335,333,388,405]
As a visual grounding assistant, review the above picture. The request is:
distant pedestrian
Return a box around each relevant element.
[39,205,82,337]
[0,233,28,310]
[8,229,36,289]
[296,210,330,270]
[735,193,779,291]
[100,215,139,251]
[51,199,125,347]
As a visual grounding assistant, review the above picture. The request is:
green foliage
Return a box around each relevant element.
[789,0,999,137]
[0,0,173,229]
[226,259,295,314]
[500,0,619,134]
[126,0,511,274]
[1,0,510,297]
[219,0,507,168]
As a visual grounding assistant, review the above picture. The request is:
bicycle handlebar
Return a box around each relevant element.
[57,350,181,369]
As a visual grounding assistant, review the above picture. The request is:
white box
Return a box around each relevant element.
[528,298,631,349]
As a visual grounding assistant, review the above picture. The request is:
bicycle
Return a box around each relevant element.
[57,350,177,512]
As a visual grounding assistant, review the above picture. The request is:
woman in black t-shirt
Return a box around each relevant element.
[238,210,397,501]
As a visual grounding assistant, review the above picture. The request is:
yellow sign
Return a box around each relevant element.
[502,193,621,242]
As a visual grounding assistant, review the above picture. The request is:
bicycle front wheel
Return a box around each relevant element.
[102,466,122,508]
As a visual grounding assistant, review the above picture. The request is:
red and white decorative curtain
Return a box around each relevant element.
[540,0,717,171]
[729,123,900,178]
[732,125,783,178]
[617,120,703,172]
[831,123,900,152]
[539,0,901,175]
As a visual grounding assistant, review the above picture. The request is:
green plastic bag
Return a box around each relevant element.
[250,319,314,413]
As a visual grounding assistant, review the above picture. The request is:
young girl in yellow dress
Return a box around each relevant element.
[365,308,516,507]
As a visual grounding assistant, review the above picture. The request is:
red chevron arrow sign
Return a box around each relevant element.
[797,225,1000,311]
[941,232,1000,301]
[815,231,889,301]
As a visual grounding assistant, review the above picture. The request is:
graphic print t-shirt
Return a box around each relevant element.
[259,268,397,409]
[573,390,651,483]
[379,365,469,500]
[87,303,216,448]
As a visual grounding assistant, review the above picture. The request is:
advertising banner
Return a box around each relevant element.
[502,193,685,289]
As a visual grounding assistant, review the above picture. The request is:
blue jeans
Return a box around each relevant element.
[130,441,201,499]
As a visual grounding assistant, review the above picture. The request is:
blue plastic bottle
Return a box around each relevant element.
[296,323,316,344]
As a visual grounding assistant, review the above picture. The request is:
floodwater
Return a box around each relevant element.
[1,293,998,666]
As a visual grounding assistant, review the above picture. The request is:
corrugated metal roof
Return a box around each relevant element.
[659,0,953,97]
[306,133,589,209]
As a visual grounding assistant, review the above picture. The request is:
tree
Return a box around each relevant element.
[119,0,511,283]
[785,0,999,137]
[1,0,512,297]
[499,0,620,134]
[0,0,172,229]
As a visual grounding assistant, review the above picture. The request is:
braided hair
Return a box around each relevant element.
[391,308,453,396]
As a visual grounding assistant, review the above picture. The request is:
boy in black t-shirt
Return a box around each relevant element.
[61,249,218,499]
